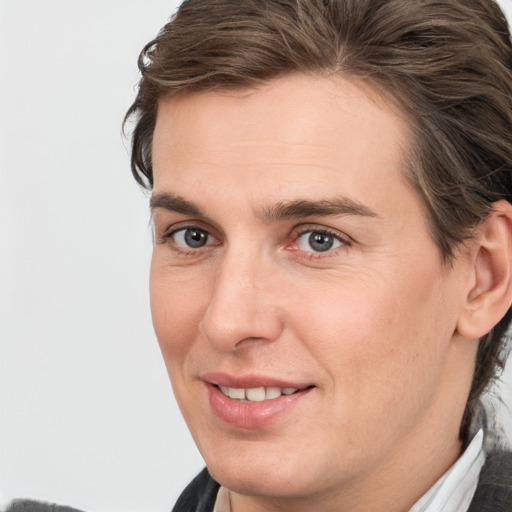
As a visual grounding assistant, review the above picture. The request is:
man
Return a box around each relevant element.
[123,0,512,510]
[7,0,511,511]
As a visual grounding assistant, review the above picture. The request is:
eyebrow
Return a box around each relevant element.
[261,198,379,222]
[150,192,204,216]
[150,192,379,221]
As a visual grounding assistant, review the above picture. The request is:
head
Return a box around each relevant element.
[126,0,512,436]
[125,0,512,507]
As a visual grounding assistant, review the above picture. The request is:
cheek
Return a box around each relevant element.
[292,265,456,406]
[149,263,207,366]
[149,266,213,428]
[293,285,403,388]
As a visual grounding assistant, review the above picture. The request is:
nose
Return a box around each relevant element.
[199,250,284,352]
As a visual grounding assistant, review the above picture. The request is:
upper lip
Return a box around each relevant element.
[201,371,313,389]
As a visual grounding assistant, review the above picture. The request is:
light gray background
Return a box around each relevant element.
[0,1,511,511]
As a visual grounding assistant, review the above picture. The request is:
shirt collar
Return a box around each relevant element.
[212,486,231,512]
[409,428,485,512]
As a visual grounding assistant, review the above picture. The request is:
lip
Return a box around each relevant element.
[202,371,311,389]
[202,372,314,428]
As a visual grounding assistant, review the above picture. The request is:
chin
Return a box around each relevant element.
[210,464,305,498]
[202,443,325,499]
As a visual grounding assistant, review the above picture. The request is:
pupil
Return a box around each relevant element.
[185,229,207,248]
[309,232,333,252]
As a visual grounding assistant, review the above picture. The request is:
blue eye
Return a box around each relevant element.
[172,227,212,248]
[297,231,343,252]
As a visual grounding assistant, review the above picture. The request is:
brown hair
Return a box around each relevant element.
[125,0,512,440]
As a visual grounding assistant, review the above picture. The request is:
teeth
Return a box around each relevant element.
[228,387,245,400]
[218,386,300,401]
[265,387,281,399]
[246,387,266,402]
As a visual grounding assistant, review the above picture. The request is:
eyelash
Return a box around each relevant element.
[158,223,351,259]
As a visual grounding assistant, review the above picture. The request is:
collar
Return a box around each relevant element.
[212,486,231,512]
[410,428,485,512]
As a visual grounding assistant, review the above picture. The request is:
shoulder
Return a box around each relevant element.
[468,451,512,512]
[5,500,85,512]
[172,467,220,512]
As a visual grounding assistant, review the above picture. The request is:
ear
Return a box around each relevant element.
[456,200,512,339]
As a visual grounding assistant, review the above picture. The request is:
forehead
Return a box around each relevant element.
[154,75,408,157]
[151,74,414,220]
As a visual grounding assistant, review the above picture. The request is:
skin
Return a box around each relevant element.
[149,75,481,512]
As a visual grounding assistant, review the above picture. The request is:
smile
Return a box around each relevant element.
[217,385,299,402]
[203,375,314,428]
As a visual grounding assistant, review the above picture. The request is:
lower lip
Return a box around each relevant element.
[206,384,312,428]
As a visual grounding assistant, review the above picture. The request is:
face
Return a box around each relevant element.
[150,75,472,507]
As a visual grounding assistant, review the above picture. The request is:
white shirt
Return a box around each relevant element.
[213,429,485,512]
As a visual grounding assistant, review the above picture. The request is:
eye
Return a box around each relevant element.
[296,230,344,253]
[171,227,214,249]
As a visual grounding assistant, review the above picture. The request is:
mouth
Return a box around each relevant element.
[202,373,315,428]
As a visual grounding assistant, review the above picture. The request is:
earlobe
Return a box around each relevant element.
[456,200,512,340]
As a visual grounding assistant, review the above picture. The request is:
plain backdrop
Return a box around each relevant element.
[0,1,511,511]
